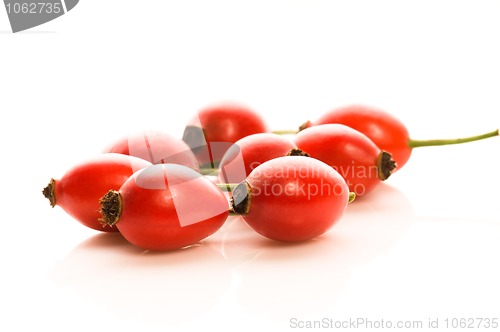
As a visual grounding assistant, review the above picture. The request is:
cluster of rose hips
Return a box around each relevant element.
[43,104,498,251]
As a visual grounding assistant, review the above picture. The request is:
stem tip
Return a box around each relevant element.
[99,190,122,227]
[42,178,56,207]
[348,192,356,203]
[230,181,252,215]
[377,151,397,181]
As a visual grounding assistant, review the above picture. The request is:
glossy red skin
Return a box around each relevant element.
[54,153,151,232]
[104,131,200,171]
[243,156,349,242]
[115,164,229,251]
[311,105,411,170]
[294,124,383,197]
[219,133,297,184]
[186,104,268,165]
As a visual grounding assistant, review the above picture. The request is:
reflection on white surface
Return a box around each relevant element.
[50,233,232,326]
[210,184,415,323]
[47,184,420,330]
[2,158,498,332]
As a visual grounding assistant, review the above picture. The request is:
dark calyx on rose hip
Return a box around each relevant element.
[230,181,252,215]
[99,190,122,227]
[42,179,56,207]
[286,148,310,157]
[376,151,397,180]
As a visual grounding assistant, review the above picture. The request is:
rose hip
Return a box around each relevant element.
[99,164,229,251]
[302,104,498,170]
[182,103,268,167]
[43,153,151,232]
[293,124,396,197]
[104,131,200,171]
[219,133,297,184]
[231,156,353,242]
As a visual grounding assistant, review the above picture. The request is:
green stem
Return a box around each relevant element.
[408,129,499,148]
[348,192,356,203]
[200,167,219,175]
[271,129,299,135]
[228,209,241,216]
[216,183,240,192]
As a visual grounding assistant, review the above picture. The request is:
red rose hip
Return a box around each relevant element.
[104,131,200,171]
[99,164,229,251]
[293,124,396,197]
[231,156,353,242]
[182,103,268,167]
[219,133,297,184]
[42,153,151,232]
[303,104,498,170]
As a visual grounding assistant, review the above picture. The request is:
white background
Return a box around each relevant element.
[1,1,499,331]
